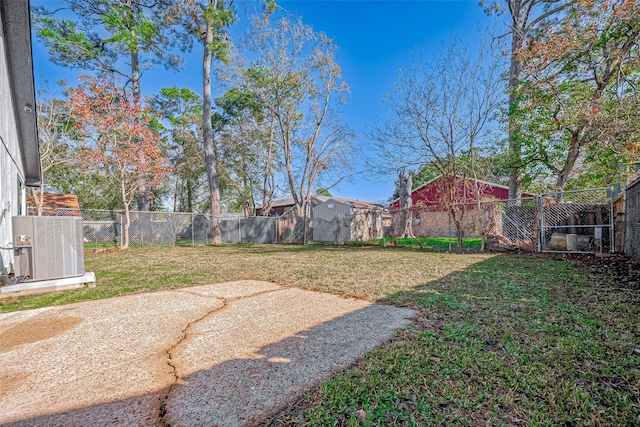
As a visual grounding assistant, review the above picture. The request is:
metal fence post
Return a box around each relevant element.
[303,216,308,245]
[448,210,452,252]
[535,196,541,253]
[191,212,195,246]
[609,186,615,253]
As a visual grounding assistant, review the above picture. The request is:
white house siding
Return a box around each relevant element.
[0,11,25,275]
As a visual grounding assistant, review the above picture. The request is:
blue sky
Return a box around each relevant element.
[31,0,498,205]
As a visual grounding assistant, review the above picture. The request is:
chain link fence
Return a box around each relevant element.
[624,180,640,258]
[25,187,616,254]
[538,188,613,254]
[385,198,537,252]
[27,208,306,247]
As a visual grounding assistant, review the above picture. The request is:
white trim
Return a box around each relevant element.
[20,179,26,216]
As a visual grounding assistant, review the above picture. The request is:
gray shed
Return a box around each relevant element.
[312,198,383,243]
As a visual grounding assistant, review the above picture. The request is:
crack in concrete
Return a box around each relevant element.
[156,287,281,426]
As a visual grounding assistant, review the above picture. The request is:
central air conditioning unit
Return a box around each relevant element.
[12,216,85,281]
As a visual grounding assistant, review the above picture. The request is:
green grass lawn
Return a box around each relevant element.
[369,237,483,252]
[269,254,640,426]
[1,245,637,425]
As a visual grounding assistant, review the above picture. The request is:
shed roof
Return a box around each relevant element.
[1,0,41,186]
[257,195,331,210]
[313,197,383,211]
[26,193,80,210]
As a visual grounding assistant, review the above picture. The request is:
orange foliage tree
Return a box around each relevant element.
[68,76,170,248]
[515,0,640,194]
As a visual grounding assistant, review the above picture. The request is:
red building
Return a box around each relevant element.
[389,175,535,210]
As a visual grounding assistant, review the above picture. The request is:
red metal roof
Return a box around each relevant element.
[389,175,535,209]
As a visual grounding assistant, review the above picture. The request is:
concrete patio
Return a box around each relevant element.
[0,280,415,426]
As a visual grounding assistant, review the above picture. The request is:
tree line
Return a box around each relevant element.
[31,0,639,247]
[32,0,353,246]
[377,0,639,244]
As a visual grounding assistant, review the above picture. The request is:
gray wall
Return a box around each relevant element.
[625,180,640,258]
[312,200,350,242]
[313,199,351,221]
[0,10,25,274]
[313,217,349,243]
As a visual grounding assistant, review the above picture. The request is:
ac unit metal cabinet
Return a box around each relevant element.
[13,216,85,281]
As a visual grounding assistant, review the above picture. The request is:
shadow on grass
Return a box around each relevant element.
[195,242,437,255]
[0,301,414,427]
[271,255,640,426]
[197,242,482,255]
[2,244,484,313]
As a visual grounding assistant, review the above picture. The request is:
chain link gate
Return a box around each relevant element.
[538,187,614,254]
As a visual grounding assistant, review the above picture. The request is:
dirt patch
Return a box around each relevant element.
[0,315,83,352]
[85,246,120,255]
[540,253,640,291]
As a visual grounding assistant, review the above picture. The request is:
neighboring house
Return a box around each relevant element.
[0,0,42,275]
[255,195,331,216]
[26,193,81,216]
[312,198,384,243]
[389,175,535,210]
[388,175,536,239]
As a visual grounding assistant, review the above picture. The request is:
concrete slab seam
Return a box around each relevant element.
[171,288,220,298]
[157,287,282,426]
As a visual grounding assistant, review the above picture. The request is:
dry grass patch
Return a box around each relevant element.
[1,244,493,312]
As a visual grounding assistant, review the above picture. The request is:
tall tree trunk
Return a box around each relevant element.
[131,48,150,212]
[261,113,276,216]
[121,180,130,249]
[187,180,193,212]
[397,171,415,238]
[554,132,582,201]
[445,175,464,250]
[241,157,252,217]
[454,214,464,250]
[173,174,179,212]
[508,5,524,201]
[30,185,44,216]
[282,131,300,213]
[203,15,222,244]
[470,142,486,251]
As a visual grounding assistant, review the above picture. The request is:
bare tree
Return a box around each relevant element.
[224,15,355,217]
[370,36,504,249]
[395,170,415,238]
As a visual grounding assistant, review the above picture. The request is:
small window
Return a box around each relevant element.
[328,203,334,209]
